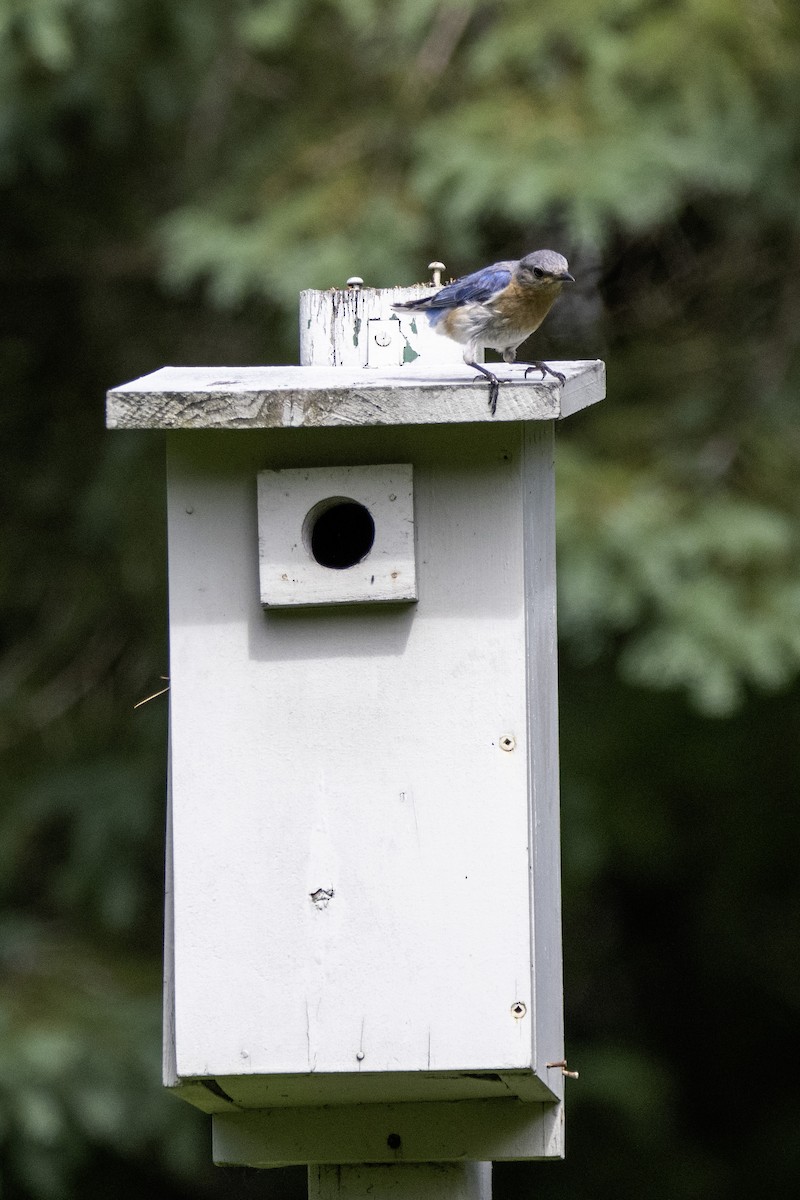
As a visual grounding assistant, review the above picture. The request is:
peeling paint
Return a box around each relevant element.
[310,887,334,909]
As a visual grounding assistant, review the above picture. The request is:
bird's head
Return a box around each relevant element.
[517,250,575,290]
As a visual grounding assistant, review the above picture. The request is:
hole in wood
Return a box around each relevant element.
[386,1133,402,1150]
[304,497,376,570]
[310,888,334,909]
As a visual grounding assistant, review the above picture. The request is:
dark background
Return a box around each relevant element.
[1,3,799,1198]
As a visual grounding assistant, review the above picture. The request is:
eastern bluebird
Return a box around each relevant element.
[393,249,575,415]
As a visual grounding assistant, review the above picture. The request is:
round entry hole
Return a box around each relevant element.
[304,497,375,570]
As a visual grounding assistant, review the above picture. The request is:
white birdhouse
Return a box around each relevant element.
[106,282,604,1185]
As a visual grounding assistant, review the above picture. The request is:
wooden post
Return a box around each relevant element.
[309,1163,491,1200]
[299,278,469,370]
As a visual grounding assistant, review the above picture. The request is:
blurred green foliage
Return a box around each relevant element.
[0,1,799,1198]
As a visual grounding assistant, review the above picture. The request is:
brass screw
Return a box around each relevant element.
[547,1059,580,1079]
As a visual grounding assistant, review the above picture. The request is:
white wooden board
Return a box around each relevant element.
[163,418,564,1127]
[212,1098,563,1166]
[106,361,605,429]
[257,463,417,607]
[299,285,470,370]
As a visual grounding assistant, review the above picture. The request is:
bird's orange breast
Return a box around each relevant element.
[490,279,562,334]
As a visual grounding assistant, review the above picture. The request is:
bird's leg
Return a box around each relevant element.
[523,361,566,386]
[467,360,501,416]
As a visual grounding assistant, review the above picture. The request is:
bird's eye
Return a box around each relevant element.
[532,267,545,279]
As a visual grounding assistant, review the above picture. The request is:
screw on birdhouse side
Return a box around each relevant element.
[346,276,364,291]
[547,1059,580,1079]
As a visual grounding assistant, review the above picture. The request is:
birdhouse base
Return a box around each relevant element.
[212,1097,562,1167]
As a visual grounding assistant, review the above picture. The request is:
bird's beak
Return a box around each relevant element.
[559,271,575,283]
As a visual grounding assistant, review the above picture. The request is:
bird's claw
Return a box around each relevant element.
[471,367,500,415]
[524,361,566,386]
[472,360,563,417]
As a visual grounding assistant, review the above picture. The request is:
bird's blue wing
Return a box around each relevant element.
[425,262,513,309]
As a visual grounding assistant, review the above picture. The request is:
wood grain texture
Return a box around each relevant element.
[106,361,605,429]
[299,285,469,370]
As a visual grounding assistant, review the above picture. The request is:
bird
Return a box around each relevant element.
[392,249,575,415]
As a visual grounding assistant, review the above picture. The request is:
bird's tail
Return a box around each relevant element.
[391,296,433,312]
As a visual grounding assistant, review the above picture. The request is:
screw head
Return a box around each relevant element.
[428,261,446,286]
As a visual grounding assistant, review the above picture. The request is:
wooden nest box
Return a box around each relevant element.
[107,277,604,1181]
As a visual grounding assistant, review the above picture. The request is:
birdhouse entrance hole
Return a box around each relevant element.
[255,462,417,606]
[303,497,376,570]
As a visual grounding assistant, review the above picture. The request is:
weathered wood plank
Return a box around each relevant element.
[299,285,469,370]
[106,361,605,430]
